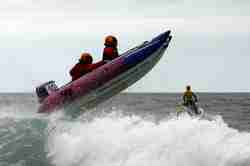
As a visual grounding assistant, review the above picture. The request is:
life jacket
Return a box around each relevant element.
[70,63,91,81]
[102,46,119,62]
[70,61,105,81]
[184,90,194,102]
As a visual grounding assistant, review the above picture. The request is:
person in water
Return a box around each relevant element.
[102,35,119,62]
[183,85,199,114]
[70,52,105,81]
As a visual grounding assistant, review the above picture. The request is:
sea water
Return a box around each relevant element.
[0,93,250,166]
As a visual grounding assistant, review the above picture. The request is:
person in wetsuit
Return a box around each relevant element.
[183,85,199,114]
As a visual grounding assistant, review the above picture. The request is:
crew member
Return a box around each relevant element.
[183,85,199,114]
[102,35,119,62]
[70,52,104,81]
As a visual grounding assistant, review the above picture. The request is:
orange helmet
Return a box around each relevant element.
[80,52,93,64]
[104,35,117,47]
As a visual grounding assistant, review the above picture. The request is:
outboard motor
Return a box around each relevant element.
[35,80,59,103]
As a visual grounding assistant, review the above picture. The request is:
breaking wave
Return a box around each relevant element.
[46,111,250,166]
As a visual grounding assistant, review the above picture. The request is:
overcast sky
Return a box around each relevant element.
[1,0,250,92]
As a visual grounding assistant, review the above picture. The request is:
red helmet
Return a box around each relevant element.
[80,52,93,64]
[104,35,117,47]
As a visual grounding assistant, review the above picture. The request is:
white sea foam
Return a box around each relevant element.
[46,111,250,166]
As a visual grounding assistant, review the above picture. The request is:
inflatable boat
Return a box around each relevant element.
[36,30,172,114]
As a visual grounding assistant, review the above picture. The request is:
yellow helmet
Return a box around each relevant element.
[104,35,117,47]
[80,52,93,64]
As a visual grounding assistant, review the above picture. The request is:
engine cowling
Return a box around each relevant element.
[35,81,58,103]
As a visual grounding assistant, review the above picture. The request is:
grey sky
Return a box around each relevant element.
[1,0,250,16]
[0,0,250,92]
